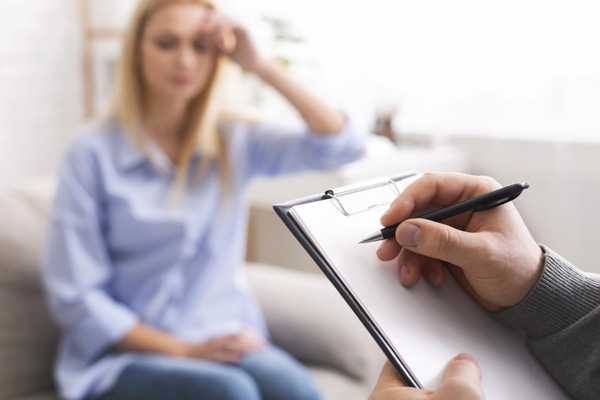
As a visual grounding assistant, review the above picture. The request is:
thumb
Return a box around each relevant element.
[445,353,481,380]
[395,219,485,267]
[439,353,484,397]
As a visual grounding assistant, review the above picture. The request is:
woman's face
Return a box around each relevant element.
[140,3,216,105]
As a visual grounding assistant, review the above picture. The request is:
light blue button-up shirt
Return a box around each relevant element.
[41,118,365,400]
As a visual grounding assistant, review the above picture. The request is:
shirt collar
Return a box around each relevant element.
[146,140,175,175]
[117,129,147,171]
[116,128,201,175]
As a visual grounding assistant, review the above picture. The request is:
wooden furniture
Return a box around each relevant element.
[79,0,124,118]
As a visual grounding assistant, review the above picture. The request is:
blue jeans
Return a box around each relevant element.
[94,346,323,400]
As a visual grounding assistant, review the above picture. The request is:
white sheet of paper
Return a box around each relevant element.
[289,177,572,399]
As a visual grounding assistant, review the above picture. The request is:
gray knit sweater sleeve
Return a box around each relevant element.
[494,246,600,400]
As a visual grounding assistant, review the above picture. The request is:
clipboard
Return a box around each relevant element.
[273,172,573,399]
[274,171,420,387]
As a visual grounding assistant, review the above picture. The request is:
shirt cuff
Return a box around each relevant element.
[72,290,140,360]
[303,112,366,166]
[493,245,600,339]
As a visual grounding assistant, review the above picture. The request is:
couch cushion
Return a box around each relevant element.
[308,366,370,400]
[0,182,59,400]
[12,392,58,400]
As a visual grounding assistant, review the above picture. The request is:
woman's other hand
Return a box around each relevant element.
[116,324,265,364]
[203,12,263,73]
[377,172,544,312]
[185,329,267,364]
[369,355,485,400]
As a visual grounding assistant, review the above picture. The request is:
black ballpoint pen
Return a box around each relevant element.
[359,182,530,244]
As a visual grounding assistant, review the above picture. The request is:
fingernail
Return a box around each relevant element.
[455,353,478,366]
[400,265,409,284]
[426,270,438,285]
[378,240,387,250]
[397,223,421,247]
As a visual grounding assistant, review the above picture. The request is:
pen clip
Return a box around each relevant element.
[473,193,521,212]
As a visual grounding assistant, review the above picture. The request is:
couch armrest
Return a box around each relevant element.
[245,263,385,383]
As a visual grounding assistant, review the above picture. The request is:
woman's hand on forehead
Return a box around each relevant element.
[202,11,262,72]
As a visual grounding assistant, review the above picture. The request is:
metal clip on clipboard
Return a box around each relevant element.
[324,172,416,216]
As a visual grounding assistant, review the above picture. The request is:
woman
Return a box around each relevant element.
[41,1,364,400]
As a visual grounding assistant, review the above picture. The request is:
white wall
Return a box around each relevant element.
[0,0,84,187]
[450,136,600,274]
[224,0,600,142]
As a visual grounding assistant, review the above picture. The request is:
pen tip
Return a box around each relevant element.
[522,182,530,189]
[358,240,365,244]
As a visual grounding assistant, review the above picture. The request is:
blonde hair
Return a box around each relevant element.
[109,0,229,195]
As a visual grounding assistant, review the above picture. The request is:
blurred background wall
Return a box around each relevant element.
[0,0,599,272]
[0,1,84,187]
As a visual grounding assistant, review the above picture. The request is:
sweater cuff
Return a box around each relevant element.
[493,245,600,339]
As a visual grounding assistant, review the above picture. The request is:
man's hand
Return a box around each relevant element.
[377,172,544,311]
[369,354,485,400]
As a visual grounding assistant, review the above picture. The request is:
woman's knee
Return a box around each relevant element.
[240,347,323,400]
[163,360,262,400]
[205,369,261,400]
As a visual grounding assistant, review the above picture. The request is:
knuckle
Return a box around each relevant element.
[431,225,460,257]
[479,175,502,191]
[420,172,437,187]
[386,199,402,214]
[477,239,494,260]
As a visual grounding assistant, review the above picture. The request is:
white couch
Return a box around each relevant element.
[0,181,385,400]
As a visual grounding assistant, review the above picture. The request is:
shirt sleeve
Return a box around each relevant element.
[493,246,600,400]
[41,141,139,361]
[242,114,366,178]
